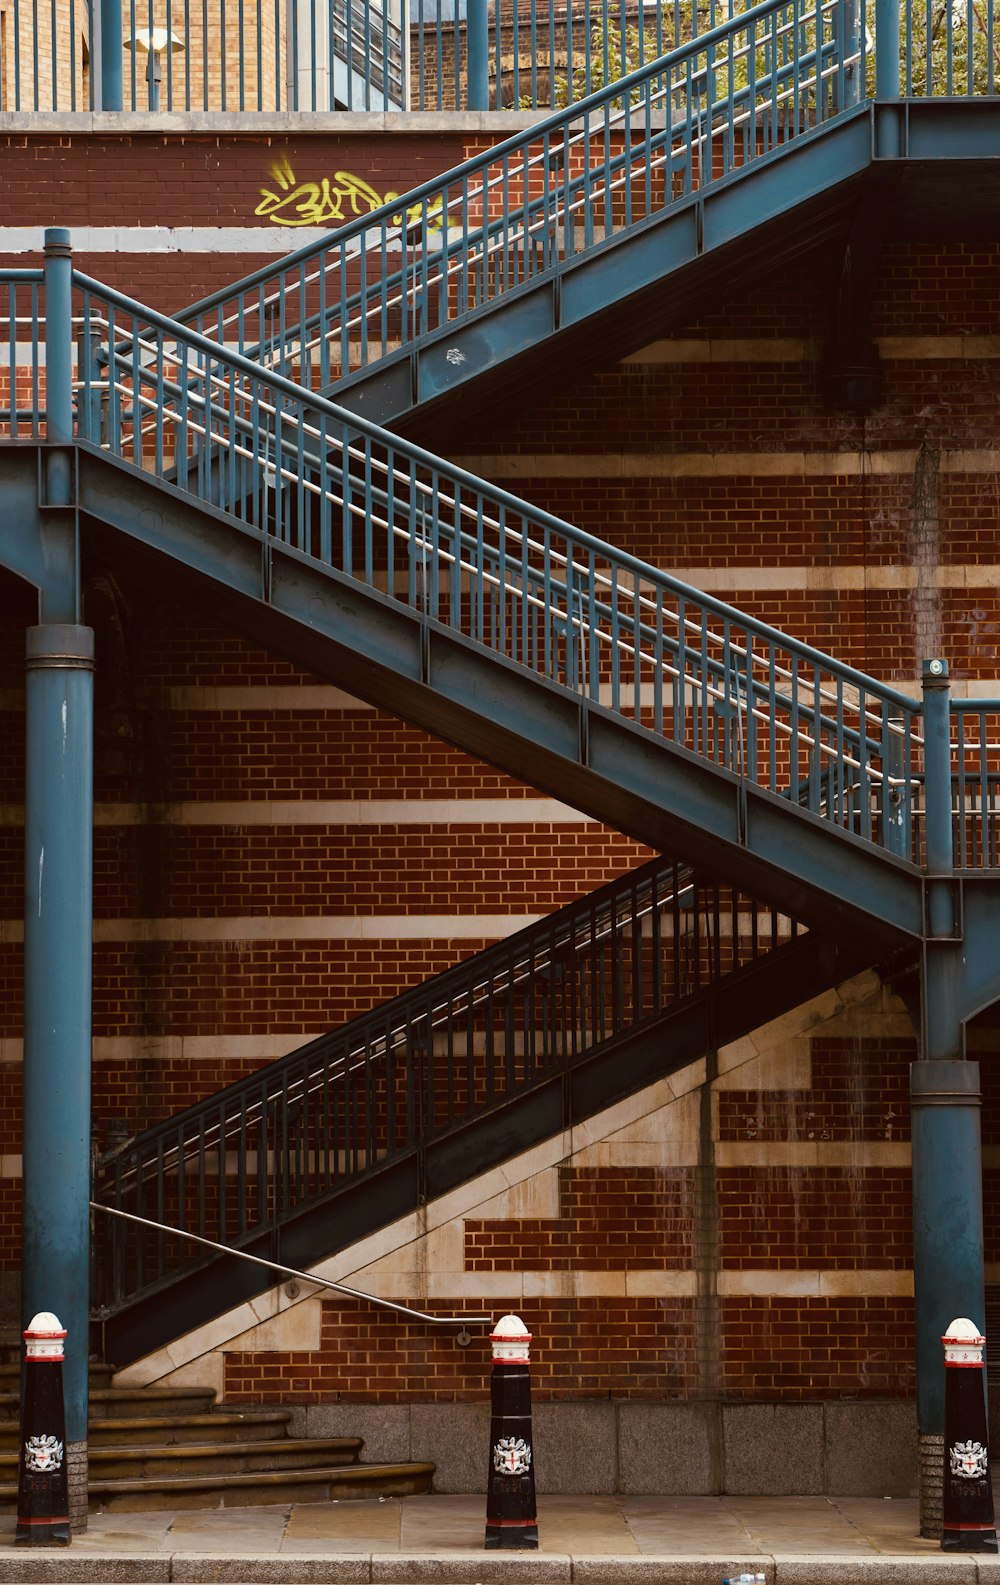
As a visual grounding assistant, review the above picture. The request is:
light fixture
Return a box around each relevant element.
[125,25,184,109]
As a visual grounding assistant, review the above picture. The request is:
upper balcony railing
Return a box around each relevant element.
[0,0,994,116]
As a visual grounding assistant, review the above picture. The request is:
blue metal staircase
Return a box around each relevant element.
[4,0,1000,1388]
[0,254,975,946]
[179,0,871,430]
[169,0,1000,440]
[91,852,874,1364]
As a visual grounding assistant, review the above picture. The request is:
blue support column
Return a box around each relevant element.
[910,658,986,1538]
[22,624,94,1534]
[466,0,489,110]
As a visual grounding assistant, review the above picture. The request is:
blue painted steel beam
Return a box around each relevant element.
[22,624,94,1452]
[63,443,925,949]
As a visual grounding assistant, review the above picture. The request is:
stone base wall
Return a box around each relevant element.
[288,1398,918,1497]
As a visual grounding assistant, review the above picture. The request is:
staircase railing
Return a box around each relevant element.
[91,1203,492,1327]
[65,268,932,858]
[14,266,995,864]
[92,850,805,1313]
[177,0,859,389]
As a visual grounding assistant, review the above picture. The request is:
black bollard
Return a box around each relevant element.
[16,1311,71,1546]
[941,1317,998,1553]
[484,1313,537,1549]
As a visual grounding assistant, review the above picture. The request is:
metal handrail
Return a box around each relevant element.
[91,1202,491,1328]
[175,0,854,388]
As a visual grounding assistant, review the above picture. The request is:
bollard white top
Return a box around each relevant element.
[24,1311,66,1361]
[490,1312,531,1363]
[942,1316,985,1366]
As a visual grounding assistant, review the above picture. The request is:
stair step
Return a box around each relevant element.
[91,1407,295,1446]
[85,1461,436,1512]
[89,1386,219,1419]
[0,1436,363,1482]
[0,1359,114,1385]
[0,1407,295,1451]
[0,1460,436,1513]
[0,1384,219,1423]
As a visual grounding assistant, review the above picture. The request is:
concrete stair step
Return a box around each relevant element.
[0,1384,219,1423]
[0,1359,114,1386]
[0,1436,364,1482]
[83,1460,436,1512]
[88,1386,219,1420]
[89,1408,295,1446]
[0,1407,295,1452]
[0,1460,436,1513]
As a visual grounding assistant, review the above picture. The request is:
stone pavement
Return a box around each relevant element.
[1,1492,998,1583]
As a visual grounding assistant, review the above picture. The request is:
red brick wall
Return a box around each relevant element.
[1,133,997,1404]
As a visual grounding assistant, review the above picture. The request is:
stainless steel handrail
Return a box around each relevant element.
[90,1201,491,1330]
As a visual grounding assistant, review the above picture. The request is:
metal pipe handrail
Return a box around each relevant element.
[90,1201,491,1327]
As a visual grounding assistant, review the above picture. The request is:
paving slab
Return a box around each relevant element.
[0,1491,996,1582]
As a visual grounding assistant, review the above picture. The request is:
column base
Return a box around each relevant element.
[919,1432,944,1539]
[67,1441,87,1533]
[485,1525,538,1549]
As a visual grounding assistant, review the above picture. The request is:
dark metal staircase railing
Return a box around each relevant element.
[91,851,812,1320]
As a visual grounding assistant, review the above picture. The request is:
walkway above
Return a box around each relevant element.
[0,1491,986,1581]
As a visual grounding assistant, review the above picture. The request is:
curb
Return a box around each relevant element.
[0,1553,994,1584]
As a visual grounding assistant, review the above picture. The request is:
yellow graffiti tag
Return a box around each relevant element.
[256,158,443,235]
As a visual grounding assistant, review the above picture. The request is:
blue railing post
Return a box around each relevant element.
[910,658,986,1538]
[467,0,490,109]
[874,0,902,154]
[43,228,74,512]
[843,0,862,106]
[875,0,901,96]
[98,0,124,110]
[884,708,908,857]
[922,657,953,943]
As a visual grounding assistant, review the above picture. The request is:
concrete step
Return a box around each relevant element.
[0,1436,364,1482]
[81,1460,437,1512]
[0,1384,220,1423]
[89,1385,219,1420]
[0,1407,295,1451]
[0,1358,114,1387]
[90,1407,295,1446]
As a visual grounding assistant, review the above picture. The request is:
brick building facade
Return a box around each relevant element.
[0,119,998,1494]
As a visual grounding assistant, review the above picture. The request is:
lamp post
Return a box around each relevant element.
[125,26,184,110]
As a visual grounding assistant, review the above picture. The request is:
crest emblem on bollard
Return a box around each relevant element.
[950,1440,989,1480]
[493,1436,531,1476]
[24,1435,64,1474]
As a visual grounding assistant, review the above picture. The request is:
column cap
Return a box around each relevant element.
[911,1059,981,1104]
[26,625,95,669]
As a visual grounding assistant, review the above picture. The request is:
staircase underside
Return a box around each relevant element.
[96,926,877,1365]
[331,102,1000,444]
